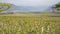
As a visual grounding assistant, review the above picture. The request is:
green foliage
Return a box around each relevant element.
[55,3,60,11]
[0,3,12,8]
[0,3,12,12]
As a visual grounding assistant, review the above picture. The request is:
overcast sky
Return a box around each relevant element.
[0,0,60,7]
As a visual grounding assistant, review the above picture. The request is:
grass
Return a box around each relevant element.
[0,13,60,34]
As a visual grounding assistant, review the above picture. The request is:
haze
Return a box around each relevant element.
[0,0,60,7]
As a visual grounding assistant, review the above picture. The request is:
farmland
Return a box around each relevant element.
[0,13,60,34]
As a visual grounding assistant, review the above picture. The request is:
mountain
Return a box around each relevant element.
[5,4,49,12]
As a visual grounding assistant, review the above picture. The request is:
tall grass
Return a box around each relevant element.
[0,14,60,34]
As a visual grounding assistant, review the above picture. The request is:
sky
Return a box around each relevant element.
[0,0,60,7]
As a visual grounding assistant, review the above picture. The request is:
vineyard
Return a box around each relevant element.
[0,13,60,34]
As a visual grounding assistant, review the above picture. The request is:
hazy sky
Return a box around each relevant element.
[0,0,60,6]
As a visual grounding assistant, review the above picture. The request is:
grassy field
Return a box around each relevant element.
[0,13,60,34]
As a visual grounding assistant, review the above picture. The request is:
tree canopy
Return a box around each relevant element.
[0,3,12,12]
[54,3,60,11]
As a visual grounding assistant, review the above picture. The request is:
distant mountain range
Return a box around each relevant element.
[4,4,51,12]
